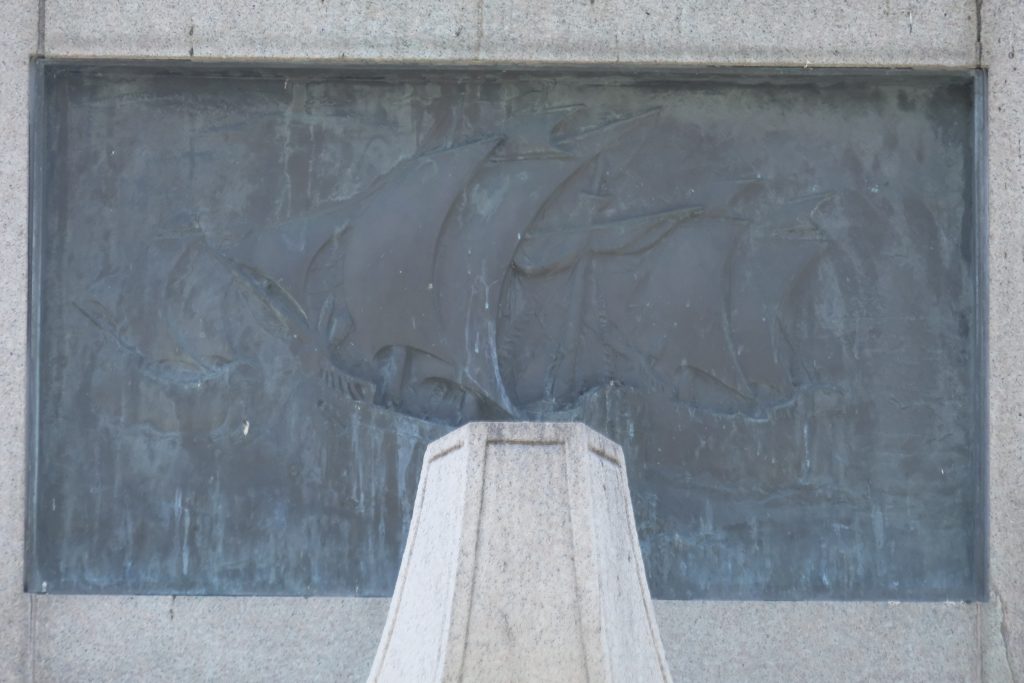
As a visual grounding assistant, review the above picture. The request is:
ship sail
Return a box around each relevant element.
[208,107,826,422]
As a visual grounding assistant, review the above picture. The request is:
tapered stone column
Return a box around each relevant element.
[368,422,672,682]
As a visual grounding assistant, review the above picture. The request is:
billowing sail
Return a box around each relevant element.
[211,107,827,422]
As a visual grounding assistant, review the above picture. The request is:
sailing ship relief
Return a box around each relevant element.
[70,100,834,595]
[194,106,828,428]
[50,71,977,599]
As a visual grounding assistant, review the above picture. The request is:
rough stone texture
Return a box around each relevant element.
[29,596,979,681]
[43,0,196,58]
[31,595,390,682]
[44,0,481,60]
[656,601,980,682]
[369,423,671,682]
[478,0,977,66]
[42,0,976,67]
[981,591,1015,681]
[981,1,1024,680]
[0,0,36,679]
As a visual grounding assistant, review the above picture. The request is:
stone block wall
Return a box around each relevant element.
[1,1,1019,680]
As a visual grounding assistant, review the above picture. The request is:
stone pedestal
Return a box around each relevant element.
[368,422,672,682]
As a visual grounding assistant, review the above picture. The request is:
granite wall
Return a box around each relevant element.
[1,0,1019,680]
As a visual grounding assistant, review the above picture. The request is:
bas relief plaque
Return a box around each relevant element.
[29,65,984,599]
